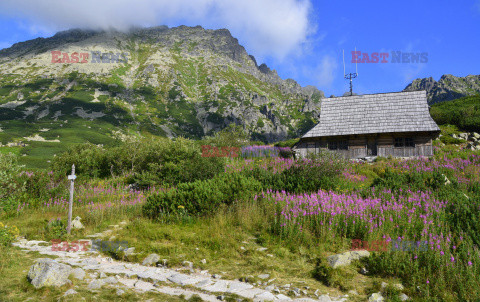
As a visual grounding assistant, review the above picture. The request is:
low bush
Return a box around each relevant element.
[52,137,225,187]
[430,95,480,132]
[142,173,262,218]
[0,222,19,246]
[0,153,25,202]
[44,218,67,239]
[242,151,346,193]
[371,169,448,194]
[312,257,355,290]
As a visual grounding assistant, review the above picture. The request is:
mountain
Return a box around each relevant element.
[0,26,324,167]
[403,74,480,104]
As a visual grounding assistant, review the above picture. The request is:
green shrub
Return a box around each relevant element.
[312,257,355,290]
[52,137,225,187]
[17,170,66,204]
[0,222,19,246]
[371,169,447,194]
[0,153,24,200]
[44,218,67,239]
[143,173,262,218]
[243,151,346,193]
[440,135,464,145]
[51,143,109,177]
[0,153,25,214]
[431,95,480,132]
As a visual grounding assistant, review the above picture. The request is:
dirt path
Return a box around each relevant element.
[13,224,345,302]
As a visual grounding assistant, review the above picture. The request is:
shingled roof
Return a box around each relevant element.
[302,90,440,138]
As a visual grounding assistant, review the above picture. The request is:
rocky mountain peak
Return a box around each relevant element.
[404,74,480,104]
[0,25,324,145]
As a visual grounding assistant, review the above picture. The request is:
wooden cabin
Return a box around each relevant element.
[293,90,440,159]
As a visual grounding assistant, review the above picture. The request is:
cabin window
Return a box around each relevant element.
[328,140,348,150]
[394,138,404,147]
[395,137,414,148]
[405,137,414,147]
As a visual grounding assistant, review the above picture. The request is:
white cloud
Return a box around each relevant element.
[0,0,314,60]
[304,54,337,88]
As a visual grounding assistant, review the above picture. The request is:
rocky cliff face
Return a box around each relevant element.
[0,26,324,144]
[403,74,480,104]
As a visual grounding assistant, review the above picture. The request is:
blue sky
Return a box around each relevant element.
[0,0,479,96]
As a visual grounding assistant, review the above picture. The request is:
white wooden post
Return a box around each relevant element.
[67,164,76,234]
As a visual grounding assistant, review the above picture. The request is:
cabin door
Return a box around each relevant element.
[367,138,377,156]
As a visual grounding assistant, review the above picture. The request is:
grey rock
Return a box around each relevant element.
[265,285,275,291]
[182,261,193,269]
[71,216,84,229]
[276,294,292,301]
[27,258,73,288]
[360,267,368,275]
[442,174,451,185]
[103,276,118,284]
[212,274,222,279]
[63,289,78,296]
[168,273,194,285]
[88,279,105,290]
[258,274,270,280]
[369,292,384,302]
[318,295,332,302]
[217,295,225,301]
[399,293,409,301]
[100,272,107,278]
[254,291,276,301]
[124,247,135,256]
[200,259,207,264]
[142,253,160,266]
[134,280,154,291]
[71,267,86,280]
[327,250,370,268]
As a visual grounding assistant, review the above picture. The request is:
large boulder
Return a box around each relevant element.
[326,250,370,268]
[27,258,73,288]
[142,253,160,266]
[71,268,86,280]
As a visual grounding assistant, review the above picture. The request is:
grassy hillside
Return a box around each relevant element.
[430,94,480,132]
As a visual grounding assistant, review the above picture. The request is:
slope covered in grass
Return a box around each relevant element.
[430,94,480,132]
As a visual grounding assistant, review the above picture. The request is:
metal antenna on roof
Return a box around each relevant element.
[343,47,358,96]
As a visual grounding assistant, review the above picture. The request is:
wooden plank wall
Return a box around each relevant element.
[295,132,436,158]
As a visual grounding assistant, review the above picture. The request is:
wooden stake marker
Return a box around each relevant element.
[67,164,76,235]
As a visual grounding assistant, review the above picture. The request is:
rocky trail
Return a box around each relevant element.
[13,222,349,302]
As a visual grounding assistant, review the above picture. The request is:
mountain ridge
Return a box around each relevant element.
[403,74,480,104]
[0,25,325,167]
